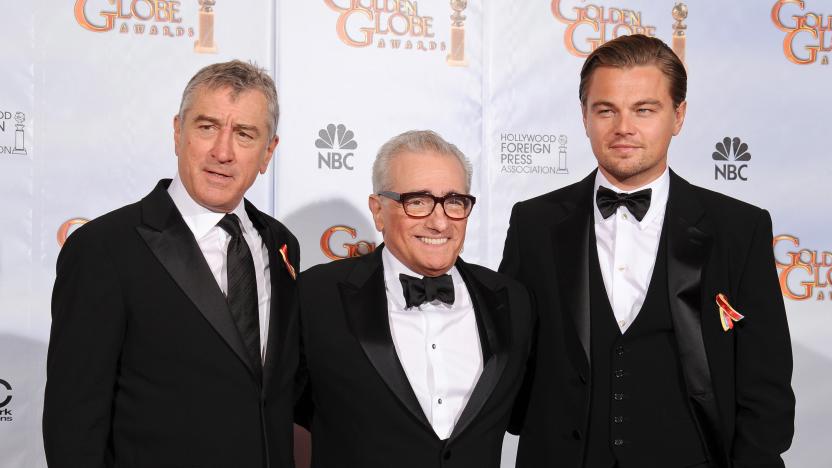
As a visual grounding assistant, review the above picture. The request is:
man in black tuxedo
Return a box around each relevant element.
[501,35,794,468]
[296,130,534,468]
[43,61,300,467]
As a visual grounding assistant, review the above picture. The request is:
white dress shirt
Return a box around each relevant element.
[168,175,272,362]
[382,248,483,440]
[593,168,670,333]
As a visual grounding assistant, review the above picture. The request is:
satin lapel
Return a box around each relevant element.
[341,247,432,430]
[247,202,295,392]
[449,258,510,441]
[135,181,256,378]
[665,172,727,465]
[550,176,594,368]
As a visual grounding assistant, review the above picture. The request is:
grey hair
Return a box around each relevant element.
[178,60,279,136]
[372,130,473,193]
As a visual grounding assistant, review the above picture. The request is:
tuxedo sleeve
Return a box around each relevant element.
[43,227,126,467]
[731,209,795,468]
[500,204,535,434]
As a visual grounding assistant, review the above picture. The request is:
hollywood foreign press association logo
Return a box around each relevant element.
[0,111,28,156]
[498,131,569,176]
[0,379,12,423]
[316,123,357,170]
[712,137,751,181]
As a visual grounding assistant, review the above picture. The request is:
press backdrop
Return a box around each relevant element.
[1,1,829,466]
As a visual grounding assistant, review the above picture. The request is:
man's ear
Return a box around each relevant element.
[368,195,384,232]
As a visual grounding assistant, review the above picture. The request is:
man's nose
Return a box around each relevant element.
[424,202,450,231]
[211,126,234,162]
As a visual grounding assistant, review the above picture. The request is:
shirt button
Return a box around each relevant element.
[437,398,443,405]
[614,439,624,446]
[431,343,437,350]
[614,393,624,401]
[618,320,626,327]
[617,265,627,272]
[622,212,628,220]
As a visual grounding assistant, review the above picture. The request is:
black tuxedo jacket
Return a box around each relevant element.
[500,170,794,468]
[296,246,534,468]
[43,179,300,468]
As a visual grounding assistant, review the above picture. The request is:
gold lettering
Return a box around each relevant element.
[551,0,578,23]
[784,26,818,64]
[779,264,814,300]
[772,0,805,32]
[74,0,117,32]
[336,7,374,47]
[773,234,799,268]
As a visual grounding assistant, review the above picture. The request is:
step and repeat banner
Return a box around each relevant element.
[0,1,828,467]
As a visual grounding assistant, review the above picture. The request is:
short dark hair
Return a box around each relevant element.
[579,34,686,108]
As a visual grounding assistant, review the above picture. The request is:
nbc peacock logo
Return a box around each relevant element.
[712,136,751,181]
[316,123,357,171]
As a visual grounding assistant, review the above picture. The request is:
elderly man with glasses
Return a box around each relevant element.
[295,130,535,468]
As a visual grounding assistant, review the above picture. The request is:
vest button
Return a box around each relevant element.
[572,429,582,440]
[613,393,624,401]
[443,450,452,460]
[614,369,625,378]
[615,346,625,356]
[614,439,624,446]
[613,416,623,423]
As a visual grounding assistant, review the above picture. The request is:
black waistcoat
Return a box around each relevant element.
[583,224,708,468]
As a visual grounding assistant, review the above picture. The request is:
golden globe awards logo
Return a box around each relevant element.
[320,225,376,260]
[551,1,688,64]
[73,0,218,53]
[771,0,831,65]
[774,234,832,301]
[324,0,465,64]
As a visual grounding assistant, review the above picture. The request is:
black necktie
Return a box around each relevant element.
[399,273,455,309]
[217,213,262,378]
[596,185,652,221]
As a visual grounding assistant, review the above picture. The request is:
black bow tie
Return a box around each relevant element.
[596,185,652,221]
[399,273,455,308]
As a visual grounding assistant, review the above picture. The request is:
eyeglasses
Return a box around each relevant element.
[378,191,476,220]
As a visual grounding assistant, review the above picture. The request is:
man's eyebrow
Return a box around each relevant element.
[590,101,616,109]
[632,99,663,107]
[233,123,261,134]
[192,114,220,124]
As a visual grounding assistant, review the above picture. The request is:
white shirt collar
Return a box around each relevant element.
[381,246,460,311]
[167,174,252,240]
[593,166,670,230]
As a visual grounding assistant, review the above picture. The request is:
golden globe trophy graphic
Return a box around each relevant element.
[13,112,27,156]
[556,135,568,174]
[194,0,218,54]
[672,2,687,65]
[446,0,468,67]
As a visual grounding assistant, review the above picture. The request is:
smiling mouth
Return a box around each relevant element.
[418,237,449,245]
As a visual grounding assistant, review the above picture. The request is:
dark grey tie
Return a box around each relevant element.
[217,213,262,379]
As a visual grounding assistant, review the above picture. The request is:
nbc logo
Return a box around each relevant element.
[712,137,751,181]
[316,124,357,170]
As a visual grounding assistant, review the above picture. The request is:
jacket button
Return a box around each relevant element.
[572,429,582,440]
[443,450,452,460]
[614,439,624,446]
[579,373,587,384]
[613,393,624,401]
